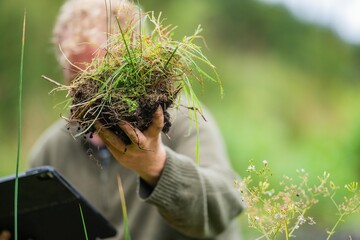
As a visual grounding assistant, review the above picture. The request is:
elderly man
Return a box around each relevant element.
[3,0,243,239]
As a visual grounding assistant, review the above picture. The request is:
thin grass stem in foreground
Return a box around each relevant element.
[78,204,89,240]
[14,10,26,240]
[117,174,132,240]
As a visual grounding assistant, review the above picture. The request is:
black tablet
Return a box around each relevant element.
[0,166,117,240]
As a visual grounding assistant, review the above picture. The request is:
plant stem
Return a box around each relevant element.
[284,221,289,240]
[271,224,281,239]
[115,16,135,69]
[117,174,132,240]
[137,0,142,59]
[253,220,271,240]
[288,209,308,236]
[164,45,179,69]
[79,204,89,240]
[326,213,346,240]
[254,229,271,240]
[14,11,26,240]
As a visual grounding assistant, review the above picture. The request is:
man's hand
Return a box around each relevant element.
[0,231,11,240]
[94,106,166,186]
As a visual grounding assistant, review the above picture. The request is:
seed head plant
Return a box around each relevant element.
[235,160,360,240]
[43,12,221,145]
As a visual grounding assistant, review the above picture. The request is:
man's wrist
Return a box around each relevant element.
[139,146,166,186]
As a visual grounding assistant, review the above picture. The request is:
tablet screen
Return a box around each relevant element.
[0,166,117,240]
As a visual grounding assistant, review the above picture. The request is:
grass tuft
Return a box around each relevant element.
[43,12,221,147]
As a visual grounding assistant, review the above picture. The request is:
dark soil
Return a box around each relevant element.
[68,73,179,145]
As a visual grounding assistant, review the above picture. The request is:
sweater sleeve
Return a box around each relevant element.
[139,104,244,238]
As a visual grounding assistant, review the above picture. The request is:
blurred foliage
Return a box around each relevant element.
[0,0,64,174]
[1,0,360,237]
[210,0,360,80]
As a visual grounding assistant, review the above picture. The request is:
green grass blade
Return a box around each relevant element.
[137,0,142,59]
[98,62,128,93]
[105,0,109,45]
[14,11,26,240]
[115,16,135,69]
[177,46,223,97]
[117,174,132,240]
[164,44,179,69]
[194,109,200,163]
[78,204,89,240]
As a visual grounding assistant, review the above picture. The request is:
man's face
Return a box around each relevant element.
[64,45,104,84]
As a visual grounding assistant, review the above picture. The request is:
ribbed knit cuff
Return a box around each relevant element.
[139,147,200,209]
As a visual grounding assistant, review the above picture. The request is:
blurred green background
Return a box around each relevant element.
[1,0,359,238]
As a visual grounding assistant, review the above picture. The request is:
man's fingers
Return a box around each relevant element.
[144,106,164,137]
[118,121,145,146]
[93,121,125,149]
[94,120,145,149]
[0,231,11,240]
[118,106,164,143]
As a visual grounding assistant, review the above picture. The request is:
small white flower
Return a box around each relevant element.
[247,165,256,171]
[263,160,268,166]
[254,216,260,221]
[298,215,306,225]
[307,217,316,225]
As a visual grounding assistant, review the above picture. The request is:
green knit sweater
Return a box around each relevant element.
[29,104,243,240]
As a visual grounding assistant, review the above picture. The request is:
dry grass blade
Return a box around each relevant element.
[117,174,132,240]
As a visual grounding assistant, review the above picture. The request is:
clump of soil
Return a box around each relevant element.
[45,13,221,144]
[69,44,181,144]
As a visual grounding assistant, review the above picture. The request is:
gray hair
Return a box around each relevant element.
[53,0,141,68]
